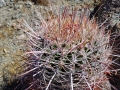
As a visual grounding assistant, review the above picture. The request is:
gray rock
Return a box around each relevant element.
[12,13,20,19]
[14,4,20,10]
[7,2,14,8]
[97,0,120,27]
[0,0,6,8]
[25,1,33,8]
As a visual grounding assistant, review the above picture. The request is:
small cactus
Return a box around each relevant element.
[18,7,112,90]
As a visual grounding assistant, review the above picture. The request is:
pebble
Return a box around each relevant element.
[25,1,33,8]
[8,8,11,11]
[12,13,20,19]
[0,0,6,8]
[14,4,20,10]
[16,34,26,40]
[8,2,14,8]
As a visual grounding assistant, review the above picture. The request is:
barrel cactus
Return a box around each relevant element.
[18,7,112,90]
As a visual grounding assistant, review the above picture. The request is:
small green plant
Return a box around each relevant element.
[18,7,113,90]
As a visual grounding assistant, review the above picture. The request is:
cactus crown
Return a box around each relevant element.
[19,7,112,90]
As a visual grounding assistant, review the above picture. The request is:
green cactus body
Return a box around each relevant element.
[20,7,112,90]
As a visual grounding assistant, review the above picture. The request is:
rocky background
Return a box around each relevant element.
[0,0,119,90]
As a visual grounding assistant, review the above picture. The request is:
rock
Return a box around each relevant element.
[25,1,33,8]
[8,2,14,8]
[97,0,120,27]
[0,0,6,8]
[14,4,20,10]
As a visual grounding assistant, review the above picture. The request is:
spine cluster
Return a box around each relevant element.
[20,7,112,90]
